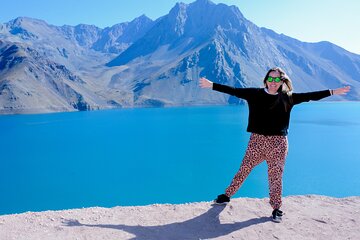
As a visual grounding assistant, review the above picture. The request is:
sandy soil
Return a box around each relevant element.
[0,195,359,240]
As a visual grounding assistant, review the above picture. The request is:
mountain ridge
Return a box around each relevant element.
[1,0,359,114]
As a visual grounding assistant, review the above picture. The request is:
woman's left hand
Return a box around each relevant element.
[332,86,351,95]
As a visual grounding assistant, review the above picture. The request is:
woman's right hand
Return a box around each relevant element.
[199,77,213,88]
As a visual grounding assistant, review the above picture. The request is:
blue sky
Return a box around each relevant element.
[1,0,359,54]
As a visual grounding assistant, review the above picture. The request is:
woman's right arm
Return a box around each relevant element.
[199,77,254,99]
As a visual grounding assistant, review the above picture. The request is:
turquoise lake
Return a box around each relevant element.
[1,102,359,215]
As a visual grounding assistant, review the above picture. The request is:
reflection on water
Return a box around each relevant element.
[294,119,359,126]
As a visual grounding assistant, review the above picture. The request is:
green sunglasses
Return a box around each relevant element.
[267,77,282,83]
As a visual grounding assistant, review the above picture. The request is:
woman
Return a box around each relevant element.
[199,67,350,222]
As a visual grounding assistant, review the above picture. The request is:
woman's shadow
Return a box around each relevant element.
[63,204,271,240]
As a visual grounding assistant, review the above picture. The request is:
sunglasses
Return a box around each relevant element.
[267,77,282,83]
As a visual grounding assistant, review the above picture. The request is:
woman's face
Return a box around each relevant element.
[266,70,283,93]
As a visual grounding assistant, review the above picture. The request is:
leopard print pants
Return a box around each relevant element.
[225,133,288,210]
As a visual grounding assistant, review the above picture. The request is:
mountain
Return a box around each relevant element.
[107,0,247,66]
[108,0,360,106]
[0,39,103,113]
[0,16,154,114]
[92,15,154,54]
[1,0,360,114]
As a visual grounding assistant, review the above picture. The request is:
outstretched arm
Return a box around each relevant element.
[199,77,256,100]
[331,86,351,95]
[292,86,351,105]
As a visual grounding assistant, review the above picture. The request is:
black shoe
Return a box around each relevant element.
[214,194,230,205]
[272,209,283,223]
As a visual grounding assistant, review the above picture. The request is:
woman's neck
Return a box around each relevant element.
[264,88,278,95]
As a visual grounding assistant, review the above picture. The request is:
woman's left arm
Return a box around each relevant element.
[292,86,351,105]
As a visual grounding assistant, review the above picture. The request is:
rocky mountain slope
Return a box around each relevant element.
[1,0,359,114]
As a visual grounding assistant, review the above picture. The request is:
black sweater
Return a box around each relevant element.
[213,83,331,136]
